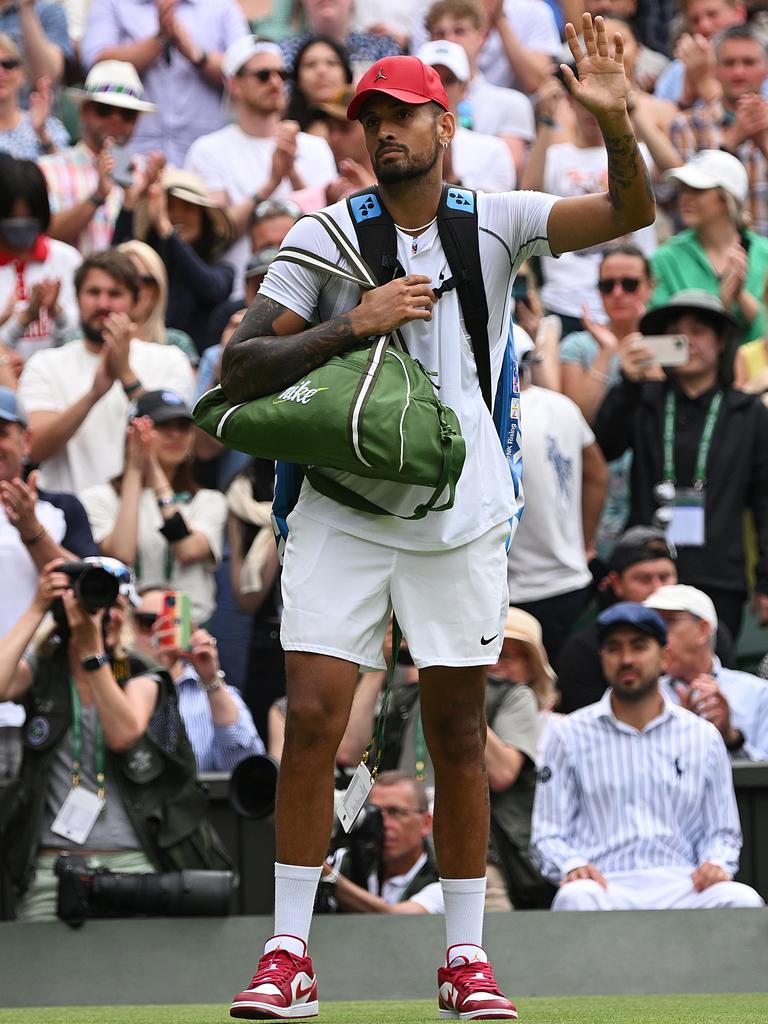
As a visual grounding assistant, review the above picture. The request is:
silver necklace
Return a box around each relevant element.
[393,215,437,234]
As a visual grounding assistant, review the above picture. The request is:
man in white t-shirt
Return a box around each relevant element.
[222,21,654,1021]
[423,0,535,176]
[417,40,516,191]
[507,329,608,660]
[19,250,194,493]
[476,0,561,93]
[185,37,337,297]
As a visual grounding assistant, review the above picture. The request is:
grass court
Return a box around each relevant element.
[2,995,767,1024]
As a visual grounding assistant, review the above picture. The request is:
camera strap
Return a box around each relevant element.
[69,677,106,801]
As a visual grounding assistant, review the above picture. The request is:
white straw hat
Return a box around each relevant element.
[70,59,156,113]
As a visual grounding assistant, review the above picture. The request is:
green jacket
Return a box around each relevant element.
[649,229,768,343]
[0,645,232,908]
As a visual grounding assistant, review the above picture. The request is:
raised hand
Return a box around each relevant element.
[146,181,173,238]
[562,14,628,123]
[583,305,619,352]
[96,138,116,201]
[719,244,748,310]
[270,121,299,189]
[29,76,52,136]
[102,311,136,378]
[0,471,41,541]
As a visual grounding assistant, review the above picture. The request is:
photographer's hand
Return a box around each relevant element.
[64,590,106,656]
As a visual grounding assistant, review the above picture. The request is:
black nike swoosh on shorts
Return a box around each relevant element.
[480,634,499,646]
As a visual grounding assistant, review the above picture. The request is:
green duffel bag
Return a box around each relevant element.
[193,212,466,521]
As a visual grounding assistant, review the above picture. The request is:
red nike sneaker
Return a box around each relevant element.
[437,945,518,1020]
[230,936,318,1019]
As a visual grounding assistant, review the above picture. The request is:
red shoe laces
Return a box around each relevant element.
[456,960,501,994]
[251,950,301,990]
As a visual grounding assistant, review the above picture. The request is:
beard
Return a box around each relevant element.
[374,138,441,185]
[81,317,106,345]
[609,669,660,703]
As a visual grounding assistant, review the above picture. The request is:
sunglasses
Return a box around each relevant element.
[597,277,643,295]
[92,102,139,122]
[242,68,289,83]
[134,611,158,633]
[0,58,21,71]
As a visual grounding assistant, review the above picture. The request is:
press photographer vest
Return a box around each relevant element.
[0,646,232,908]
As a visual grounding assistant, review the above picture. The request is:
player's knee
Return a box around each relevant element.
[427,712,484,769]
[705,881,765,909]
[284,693,348,752]
[551,879,608,911]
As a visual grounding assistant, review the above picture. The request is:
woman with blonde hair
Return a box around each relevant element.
[117,239,197,366]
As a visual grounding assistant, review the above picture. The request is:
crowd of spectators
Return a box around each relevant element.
[1,0,768,921]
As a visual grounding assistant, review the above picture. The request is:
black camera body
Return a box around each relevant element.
[54,853,234,927]
[58,561,121,613]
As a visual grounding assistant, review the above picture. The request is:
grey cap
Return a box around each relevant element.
[245,247,279,279]
[639,289,739,340]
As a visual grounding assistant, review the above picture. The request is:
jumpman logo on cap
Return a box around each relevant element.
[374,67,387,81]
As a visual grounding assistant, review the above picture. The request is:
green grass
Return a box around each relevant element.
[1,995,768,1024]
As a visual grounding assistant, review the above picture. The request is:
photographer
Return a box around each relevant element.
[0,558,230,921]
[319,772,443,915]
[594,289,768,639]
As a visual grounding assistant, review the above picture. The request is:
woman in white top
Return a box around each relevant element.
[81,390,227,624]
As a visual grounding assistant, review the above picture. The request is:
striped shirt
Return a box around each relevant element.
[668,100,768,235]
[176,666,265,773]
[39,141,124,255]
[530,690,742,884]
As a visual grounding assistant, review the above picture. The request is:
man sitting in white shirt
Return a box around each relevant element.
[319,771,444,914]
[646,584,768,762]
[531,601,764,911]
[18,249,194,494]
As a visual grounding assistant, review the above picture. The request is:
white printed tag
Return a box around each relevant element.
[337,762,373,833]
[50,787,103,845]
[668,489,706,547]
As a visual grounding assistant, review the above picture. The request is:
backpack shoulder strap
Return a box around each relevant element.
[346,187,400,286]
[436,184,492,411]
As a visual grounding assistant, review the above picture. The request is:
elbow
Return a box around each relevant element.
[488,765,520,792]
[107,723,145,753]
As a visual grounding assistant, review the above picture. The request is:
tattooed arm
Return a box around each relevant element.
[546,14,656,256]
[220,276,437,403]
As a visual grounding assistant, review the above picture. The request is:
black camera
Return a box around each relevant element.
[58,561,122,613]
[229,754,280,820]
[54,854,234,928]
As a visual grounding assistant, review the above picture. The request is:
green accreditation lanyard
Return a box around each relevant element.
[69,678,106,801]
[362,618,403,781]
[414,712,426,782]
[663,390,723,490]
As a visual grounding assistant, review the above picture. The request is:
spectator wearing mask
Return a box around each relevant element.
[0,559,232,921]
[0,154,79,362]
[0,34,67,159]
[115,168,235,356]
[654,0,750,107]
[80,0,248,167]
[424,0,535,177]
[81,391,227,625]
[39,60,158,257]
[668,25,768,238]
[560,243,653,559]
[531,602,764,911]
[554,525,735,713]
[646,584,768,761]
[475,0,561,95]
[507,327,609,661]
[416,40,516,192]
[281,0,401,76]
[115,240,197,367]
[18,250,194,494]
[594,289,768,639]
[285,35,353,136]
[185,37,336,298]
[132,586,264,772]
[0,0,71,91]
[651,151,768,344]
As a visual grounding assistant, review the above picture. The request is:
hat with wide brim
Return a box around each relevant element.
[639,289,740,340]
[135,168,234,258]
[70,59,157,113]
[502,607,557,708]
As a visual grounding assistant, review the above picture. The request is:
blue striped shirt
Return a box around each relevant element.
[530,690,742,883]
[176,667,265,773]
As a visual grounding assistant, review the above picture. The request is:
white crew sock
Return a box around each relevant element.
[441,876,487,955]
[269,862,323,954]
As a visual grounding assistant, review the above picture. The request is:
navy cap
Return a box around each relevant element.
[132,389,193,425]
[596,602,668,647]
[0,386,26,426]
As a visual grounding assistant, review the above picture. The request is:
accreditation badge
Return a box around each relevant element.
[50,787,104,845]
[337,762,374,834]
[667,488,706,547]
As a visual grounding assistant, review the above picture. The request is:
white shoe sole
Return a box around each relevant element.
[230,999,319,1019]
[439,1009,518,1021]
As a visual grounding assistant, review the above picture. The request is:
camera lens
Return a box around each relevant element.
[75,566,120,613]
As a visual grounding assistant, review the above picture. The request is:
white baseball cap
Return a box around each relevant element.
[665,149,749,205]
[644,584,718,633]
[416,40,471,84]
[223,36,283,79]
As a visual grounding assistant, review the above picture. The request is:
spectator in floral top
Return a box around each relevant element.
[0,34,67,159]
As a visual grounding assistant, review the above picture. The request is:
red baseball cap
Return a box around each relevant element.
[346,56,449,120]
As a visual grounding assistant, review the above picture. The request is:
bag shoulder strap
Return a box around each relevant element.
[347,185,492,411]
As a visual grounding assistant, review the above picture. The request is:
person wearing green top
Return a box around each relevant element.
[649,150,768,344]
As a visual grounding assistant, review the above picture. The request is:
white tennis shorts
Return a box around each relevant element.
[280,512,513,670]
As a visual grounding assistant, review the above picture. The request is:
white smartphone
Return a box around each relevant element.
[110,145,135,188]
[641,334,690,367]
